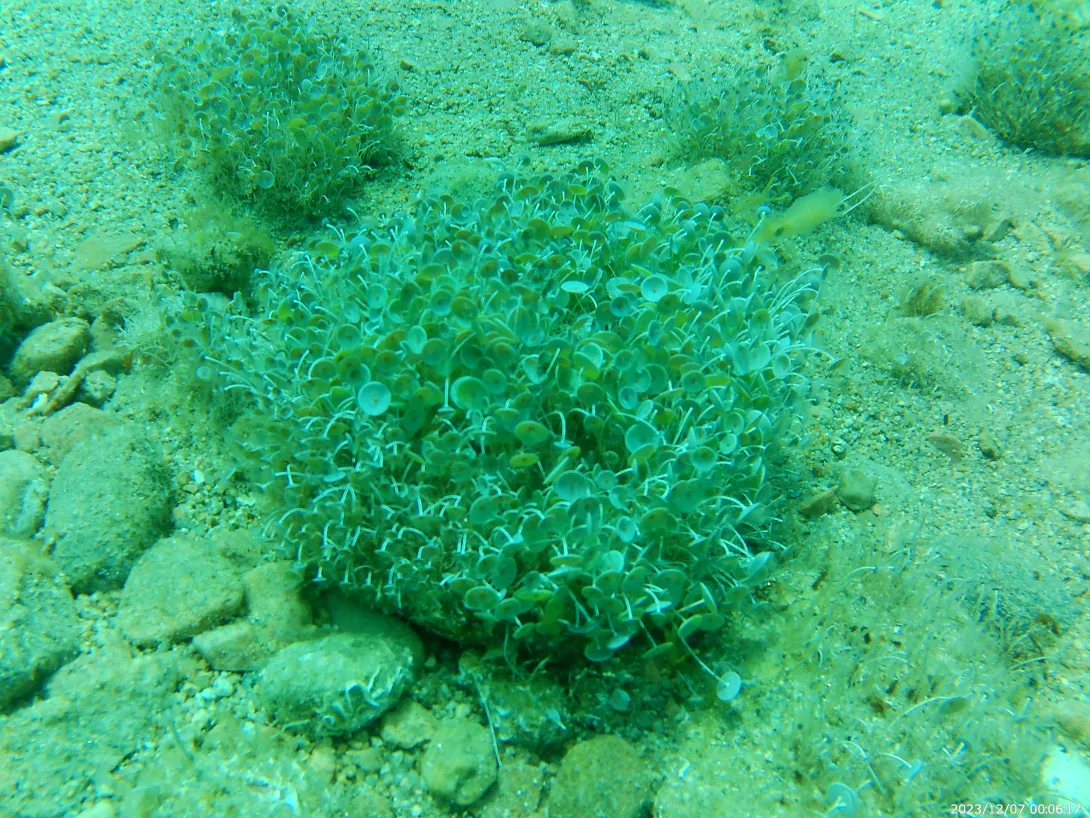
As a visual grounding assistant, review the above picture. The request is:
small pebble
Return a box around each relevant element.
[549,38,578,56]
[978,431,1001,460]
[531,124,592,147]
[957,115,994,142]
[520,22,553,46]
[530,121,593,146]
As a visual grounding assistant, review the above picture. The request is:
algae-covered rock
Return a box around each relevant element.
[256,628,418,737]
[470,665,569,753]
[157,199,274,295]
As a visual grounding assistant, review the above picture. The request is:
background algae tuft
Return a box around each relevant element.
[152,7,404,218]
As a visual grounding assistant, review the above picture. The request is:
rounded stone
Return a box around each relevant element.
[548,735,651,818]
[44,424,171,593]
[77,369,117,406]
[421,719,497,806]
[118,536,245,647]
[837,466,878,512]
[9,318,91,387]
[256,629,418,737]
[380,700,437,749]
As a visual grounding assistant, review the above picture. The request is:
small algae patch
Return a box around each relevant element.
[668,51,860,203]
